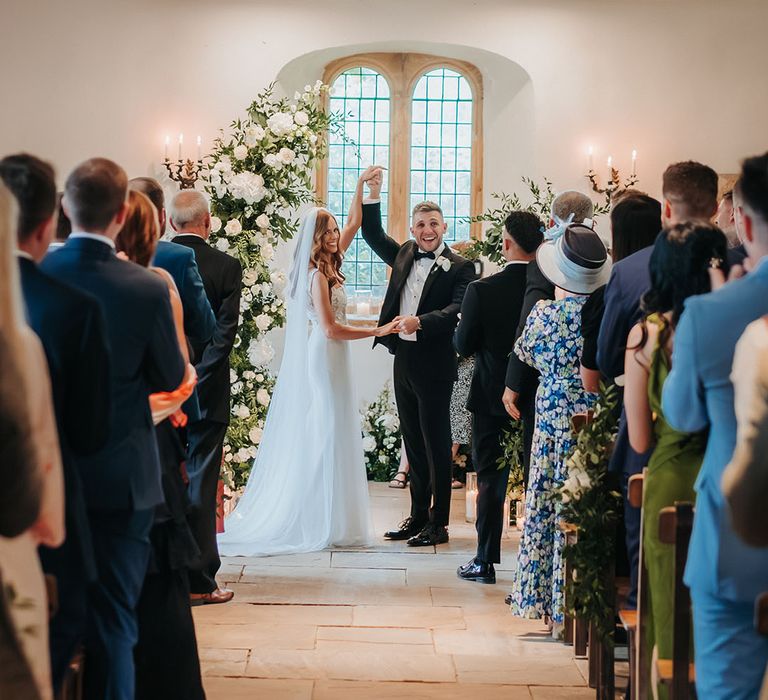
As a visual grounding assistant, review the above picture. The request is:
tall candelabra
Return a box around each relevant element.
[163,134,203,189]
[585,149,639,200]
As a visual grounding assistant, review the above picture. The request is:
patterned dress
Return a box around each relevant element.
[509,297,596,623]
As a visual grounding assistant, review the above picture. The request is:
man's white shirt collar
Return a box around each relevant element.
[15,250,34,261]
[69,232,116,250]
[504,260,529,267]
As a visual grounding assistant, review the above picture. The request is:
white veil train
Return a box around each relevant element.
[218,207,373,556]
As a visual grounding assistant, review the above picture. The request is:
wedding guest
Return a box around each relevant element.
[716,190,740,247]
[454,210,543,584]
[114,190,204,700]
[723,317,768,547]
[0,153,111,691]
[503,190,594,486]
[42,158,185,700]
[730,181,751,267]
[624,222,727,699]
[0,181,65,700]
[597,160,718,608]
[662,152,768,699]
[362,170,476,547]
[449,356,474,488]
[49,194,71,251]
[510,223,609,632]
[389,440,410,489]
[580,194,661,392]
[170,190,242,603]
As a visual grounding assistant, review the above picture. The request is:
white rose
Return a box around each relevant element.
[278,147,296,164]
[362,435,376,452]
[243,269,259,287]
[228,171,266,204]
[294,111,309,126]
[225,218,242,236]
[236,448,250,462]
[255,373,264,382]
[209,215,222,233]
[230,369,238,384]
[266,112,295,138]
[263,153,282,169]
[224,452,233,462]
[233,404,250,419]
[215,156,232,173]
[243,370,255,380]
[304,84,312,93]
[256,213,270,229]
[255,314,271,331]
[293,91,302,101]
[256,388,270,406]
[244,125,265,147]
[233,144,248,160]
[215,238,230,252]
[247,337,275,367]
[249,426,263,444]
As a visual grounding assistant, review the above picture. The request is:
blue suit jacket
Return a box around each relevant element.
[152,240,215,422]
[19,256,110,579]
[42,237,186,511]
[662,259,768,601]
[597,245,654,474]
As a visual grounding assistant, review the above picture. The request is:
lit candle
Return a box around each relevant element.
[164,135,170,161]
[178,133,183,161]
[465,472,478,523]
[197,135,202,161]
[357,301,371,316]
[607,155,613,180]
[631,149,637,177]
[587,145,594,172]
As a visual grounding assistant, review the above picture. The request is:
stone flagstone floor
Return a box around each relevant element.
[194,483,598,699]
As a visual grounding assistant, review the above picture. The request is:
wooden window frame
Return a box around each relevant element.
[318,52,484,242]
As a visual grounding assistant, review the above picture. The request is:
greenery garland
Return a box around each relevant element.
[201,81,341,490]
[361,383,402,481]
[497,422,526,501]
[559,382,621,642]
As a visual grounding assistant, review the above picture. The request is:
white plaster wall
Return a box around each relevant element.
[3,0,767,401]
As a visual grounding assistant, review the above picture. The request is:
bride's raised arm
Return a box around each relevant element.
[310,268,398,341]
[339,165,384,254]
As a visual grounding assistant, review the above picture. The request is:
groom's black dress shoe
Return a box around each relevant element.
[457,557,496,584]
[384,517,426,540]
[407,524,449,547]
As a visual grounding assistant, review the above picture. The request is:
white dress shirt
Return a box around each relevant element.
[399,242,445,341]
[69,231,116,250]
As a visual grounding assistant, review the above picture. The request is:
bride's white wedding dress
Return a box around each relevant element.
[218,208,373,556]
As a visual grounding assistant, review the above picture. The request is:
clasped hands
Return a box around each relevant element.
[359,164,384,199]
[373,315,420,337]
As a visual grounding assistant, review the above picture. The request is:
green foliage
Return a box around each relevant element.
[202,81,341,490]
[497,421,526,501]
[361,383,402,481]
[559,382,621,643]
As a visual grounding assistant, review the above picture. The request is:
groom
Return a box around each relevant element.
[362,169,476,546]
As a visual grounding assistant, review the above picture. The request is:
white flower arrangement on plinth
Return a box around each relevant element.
[360,382,402,481]
[203,80,341,490]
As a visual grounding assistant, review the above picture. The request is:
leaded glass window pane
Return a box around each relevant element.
[409,68,473,243]
[328,67,391,290]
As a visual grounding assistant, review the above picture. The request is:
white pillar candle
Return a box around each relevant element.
[164,135,170,161]
[631,149,637,177]
[357,301,371,316]
[197,135,202,161]
[587,145,594,172]
[178,133,183,161]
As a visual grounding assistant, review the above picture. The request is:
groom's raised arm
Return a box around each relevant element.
[361,201,401,268]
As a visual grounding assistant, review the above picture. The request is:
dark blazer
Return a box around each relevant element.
[172,234,242,424]
[504,259,555,395]
[42,237,185,511]
[152,240,216,422]
[19,256,110,573]
[454,262,529,416]
[361,202,476,381]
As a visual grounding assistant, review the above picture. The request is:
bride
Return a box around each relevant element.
[218,167,398,556]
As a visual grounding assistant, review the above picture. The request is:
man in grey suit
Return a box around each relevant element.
[662,152,768,699]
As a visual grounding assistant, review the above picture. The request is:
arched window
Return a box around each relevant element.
[327,67,391,290]
[410,68,473,242]
[320,53,483,290]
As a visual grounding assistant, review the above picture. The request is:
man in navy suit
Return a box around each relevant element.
[42,158,185,700]
[597,161,719,607]
[0,153,112,691]
[662,153,768,699]
[128,177,215,422]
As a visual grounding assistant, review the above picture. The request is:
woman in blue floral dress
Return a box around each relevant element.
[509,221,611,630]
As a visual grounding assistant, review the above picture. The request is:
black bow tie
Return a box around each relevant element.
[414,250,435,261]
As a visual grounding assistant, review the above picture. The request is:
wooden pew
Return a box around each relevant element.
[656,502,696,699]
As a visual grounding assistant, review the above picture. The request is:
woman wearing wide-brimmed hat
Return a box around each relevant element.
[508,220,611,634]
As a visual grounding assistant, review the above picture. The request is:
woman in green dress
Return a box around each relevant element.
[624,221,729,699]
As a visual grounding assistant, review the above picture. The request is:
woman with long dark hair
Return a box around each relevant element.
[624,221,729,699]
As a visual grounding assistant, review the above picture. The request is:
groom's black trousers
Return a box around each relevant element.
[393,342,454,527]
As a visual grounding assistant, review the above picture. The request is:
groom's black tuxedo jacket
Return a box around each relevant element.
[454,263,529,417]
[361,202,476,381]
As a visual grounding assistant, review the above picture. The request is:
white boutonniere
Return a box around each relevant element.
[436,256,452,272]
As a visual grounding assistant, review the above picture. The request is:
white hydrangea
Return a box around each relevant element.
[215,238,230,252]
[225,218,242,236]
[293,110,309,126]
[256,213,270,229]
[228,171,266,204]
[233,144,248,160]
[209,215,222,233]
[362,435,376,452]
[214,156,232,173]
[266,112,294,137]
[254,313,271,331]
[244,125,265,147]
[247,337,274,368]
[256,388,270,406]
[278,147,296,164]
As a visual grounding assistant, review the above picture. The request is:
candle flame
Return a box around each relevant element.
[632,149,637,159]
[197,135,202,146]
[607,156,613,167]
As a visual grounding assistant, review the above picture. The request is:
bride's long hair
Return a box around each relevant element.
[310,209,345,287]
